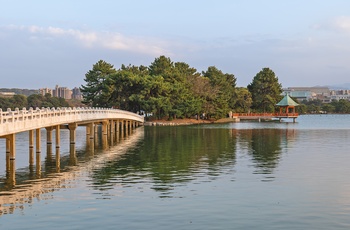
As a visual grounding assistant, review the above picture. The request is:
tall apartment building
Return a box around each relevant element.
[39,88,53,96]
[72,87,83,100]
[52,85,72,99]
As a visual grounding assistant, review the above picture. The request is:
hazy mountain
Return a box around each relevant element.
[326,83,350,90]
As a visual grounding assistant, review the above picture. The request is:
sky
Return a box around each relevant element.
[1,0,350,89]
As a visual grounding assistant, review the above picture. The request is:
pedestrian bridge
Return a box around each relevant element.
[0,107,144,137]
[0,107,144,181]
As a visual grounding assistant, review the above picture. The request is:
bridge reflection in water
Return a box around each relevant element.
[0,124,144,216]
[0,107,144,215]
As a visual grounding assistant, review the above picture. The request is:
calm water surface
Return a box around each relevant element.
[1,115,350,229]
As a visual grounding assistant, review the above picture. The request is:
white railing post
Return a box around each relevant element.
[22,108,26,121]
[29,107,33,120]
[15,108,19,122]
[7,108,13,123]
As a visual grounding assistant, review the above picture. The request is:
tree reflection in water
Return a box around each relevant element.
[90,126,237,196]
[236,128,296,176]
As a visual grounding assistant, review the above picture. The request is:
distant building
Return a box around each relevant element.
[52,85,72,99]
[329,89,350,101]
[283,87,330,102]
[72,87,83,100]
[39,88,53,96]
[0,92,15,98]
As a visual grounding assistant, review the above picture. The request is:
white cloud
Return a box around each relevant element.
[312,16,350,35]
[2,24,171,56]
[333,16,350,32]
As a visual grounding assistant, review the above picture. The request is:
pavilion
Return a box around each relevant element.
[276,95,299,122]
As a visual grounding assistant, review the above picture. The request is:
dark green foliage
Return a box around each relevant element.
[247,68,282,112]
[0,93,70,110]
[202,66,237,119]
[234,88,252,113]
[80,60,117,107]
[27,93,69,108]
[0,97,13,110]
[86,57,350,119]
[81,57,239,120]
[296,99,350,114]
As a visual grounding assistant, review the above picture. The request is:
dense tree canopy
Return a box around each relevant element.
[0,93,69,110]
[247,68,282,112]
[80,56,239,120]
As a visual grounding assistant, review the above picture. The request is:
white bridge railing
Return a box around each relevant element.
[0,107,144,137]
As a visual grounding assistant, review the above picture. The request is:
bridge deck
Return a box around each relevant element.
[0,107,144,137]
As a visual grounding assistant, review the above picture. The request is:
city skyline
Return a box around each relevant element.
[1,1,350,88]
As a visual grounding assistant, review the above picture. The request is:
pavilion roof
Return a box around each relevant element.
[276,95,299,106]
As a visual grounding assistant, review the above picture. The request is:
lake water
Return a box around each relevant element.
[1,115,350,229]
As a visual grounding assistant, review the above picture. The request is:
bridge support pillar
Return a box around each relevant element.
[86,123,95,154]
[129,120,132,132]
[35,129,41,177]
[94,123,98,136]
[68,123,77,146]
[121,120,124,136]
[109,120,115,146]
[6,137,10,172]
[46,127,53,145]
[123,121,127,138]
[46,127,54,159]
[88,123,94,139]
[116,120,120,133]
[6,134,16,187]
[68,123,77,166]
[126,121,130,137]
[55,125,60,172]
[102,121,109,149]
[110,120,115,135]
[29,130,34,166]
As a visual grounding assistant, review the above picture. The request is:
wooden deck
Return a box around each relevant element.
[232,113,299,122]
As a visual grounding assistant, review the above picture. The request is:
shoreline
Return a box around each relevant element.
[144,117,240,126]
